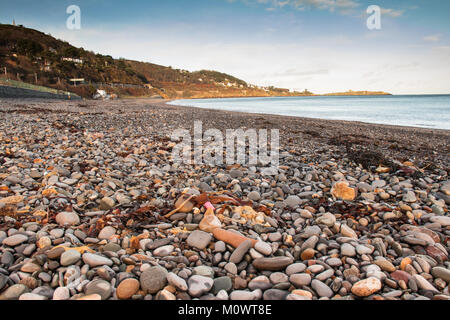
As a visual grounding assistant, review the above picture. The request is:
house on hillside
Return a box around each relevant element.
[62,57,83,64]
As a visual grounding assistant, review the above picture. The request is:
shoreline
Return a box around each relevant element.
[0,97,449,301]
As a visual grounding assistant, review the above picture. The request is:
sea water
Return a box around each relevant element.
[169,95,450,130]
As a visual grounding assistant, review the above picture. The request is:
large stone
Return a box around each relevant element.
[229,240,252,264]
[187,230,212,250]
[55,211,80,226]
[311,279,333,298]
[82,253,113,267]
[188,275,214,297]
[98,226,116,240]
[85,279,112,300]
[116,278,140,299]
[431,267,450,283]
[351,277,382,297]
[60,249,81,266]
[252,257,293,271]
[412,274,439,292]
[0,284,29,300]
[140,266,168,294]
[2,234,28,246]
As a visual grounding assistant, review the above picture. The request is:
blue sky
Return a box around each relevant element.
[1,0,449,94]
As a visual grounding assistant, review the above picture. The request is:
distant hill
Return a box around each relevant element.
[0,24,311,99]
[321,90,391,96]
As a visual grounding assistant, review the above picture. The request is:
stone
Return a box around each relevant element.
[229,240,252,264]
[188,275,214,297]
[167,272,188,291]
[19,293,47,300]
[224,262,237,275]
[116,278,140,299]
[284,195,301,209]
[85,279,112,300]
[212,277,233,295]
[286,263,307,275]
[98,226,116,240]
[82,253,113,267]
[351,277,382,297]
[55,211,80,226]
[341,243,356,257]
[254,241,272,255]
[187,230,212,250]
[99,196,115,210]
[53,287,70,300]
[247,191,261,201]
[374,258,396,272]
[430,216,450,227]
[214,241,226,252]
[153,245,174,257]
[289,273,311,287]
[311,279,334,298]
[60,249,81,266]
[391,270,411,282]
[431,267,450,283]
[263,289,289,300]
[229,290,259,300]
[140,266,168,294]
[315,212,336,227]
[0,284,29,300]
[340,224,357,239]
[412,274,438,292]
[2,234,28,246]
[252,257,293,271]
[331,181,356,201]
[248,276,272,290]
[20,262,41,273]
[403,191,417,203]
[193,266,215,278]
[301,248,316,260]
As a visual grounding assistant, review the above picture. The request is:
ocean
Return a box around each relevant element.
[169,95,450,130]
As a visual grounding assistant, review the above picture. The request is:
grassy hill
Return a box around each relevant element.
[0,24,310,99]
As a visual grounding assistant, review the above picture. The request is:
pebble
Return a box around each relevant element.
[60,249,81,266]
[85,279,112,300]
[167,272,189,291]
[2,234,28,246]
[254,241,272,255]
[252,257,293,271]
[186,230,211,250]
[82,253,113,267]
[55,212,80,226]
[116,278,140,299]
[98,226,116,240]
[140,266,168,294]
[188,275,214,297]
[351,277,382,297]
[311,279,334,298]
[229,240,252,264]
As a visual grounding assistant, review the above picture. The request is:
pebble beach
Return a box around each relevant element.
[0,98,449,301]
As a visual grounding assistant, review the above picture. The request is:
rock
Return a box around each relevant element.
[229,240,252,264]
[230,290,259,300]
[188,275,214,297]
[431,267,450,283]
[351,277,382,297]
[248,191,261,201]
[55,211,80,226]
[412,274,438,292]
[214,241,226,252]
[403,191,417,203]
[301,248,316,260]
[224,262,237,275]
[252,257,293,271]
[284,195,301,209]
[19,293,47,300]
[391,270,411,282]
[286,263,307,275]
[187,230,212,250]
[140,266,168,294]
[341,243,356,257]
[2,234,28,246]
[248,276,272,290]
[263,289,289,300]
[116,278,140,299]
[53,287,70,300]
[254,241,272,255]
[374,258,396,272]
[340,224,357,239]
[99,197,115,210]
[153,245,174,257]
[0,284,29,300]
[98,226,116,240]
[311,279,333,298]
[20,262,41,273]
[213,228,257,248]
[193,266,215,278]
[430,216,450,227]
[212,277,233,295]
[331,181,356,201]
[315,212,336,227]
[60,249,81,266]
[85,279,112,300]
[82,253,113,267]
[289,273,311,287]
[167,272,188,291]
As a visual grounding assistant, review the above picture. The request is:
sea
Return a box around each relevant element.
[169,95,450,130]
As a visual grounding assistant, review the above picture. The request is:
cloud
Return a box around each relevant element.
[234,0,361,14]
[380,7,404,18]
[423,34,440,42]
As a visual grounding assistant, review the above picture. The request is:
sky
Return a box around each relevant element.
[1,0,449,94]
